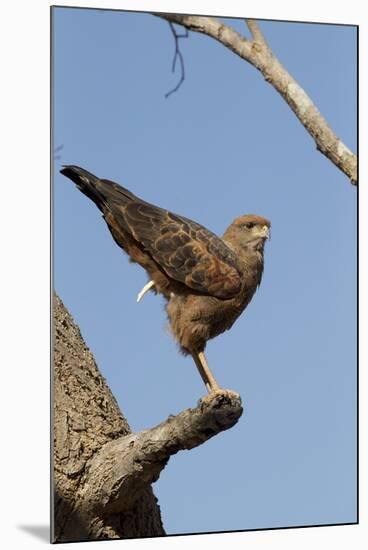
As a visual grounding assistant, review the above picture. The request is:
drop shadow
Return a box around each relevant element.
[17,525,50,543]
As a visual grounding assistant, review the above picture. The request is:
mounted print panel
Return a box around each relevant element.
[51,5,357,543]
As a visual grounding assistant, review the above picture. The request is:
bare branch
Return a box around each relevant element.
[155,13,357,185]
[246,19,267,44]
[165,22,189,98]
[77,390,243,517]
[53,293,242,541]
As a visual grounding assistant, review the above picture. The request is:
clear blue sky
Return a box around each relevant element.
[52,7,357,536]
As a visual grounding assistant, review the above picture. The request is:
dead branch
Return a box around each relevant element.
[155,13,357,186]
[165,22,188,98]
[76,390,242,519]
[53,293,242,541]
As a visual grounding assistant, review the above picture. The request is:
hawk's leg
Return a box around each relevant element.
[191,351,220,393]
[137,280,155,302]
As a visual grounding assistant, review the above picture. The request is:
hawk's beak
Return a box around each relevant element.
[261,225,270,240]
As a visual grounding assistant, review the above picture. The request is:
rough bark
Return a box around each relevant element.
[52,293,243,542]
[156,14,357,186]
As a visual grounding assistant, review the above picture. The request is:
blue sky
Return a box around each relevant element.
[52,7,357,536]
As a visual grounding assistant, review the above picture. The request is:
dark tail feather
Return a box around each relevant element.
[60,165,141,212]
[60,165,107,212]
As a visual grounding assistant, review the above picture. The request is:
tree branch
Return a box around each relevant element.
[77,390,242,517]
[53,293,242,541]
[246,19,267,44]
[156,13,357,186]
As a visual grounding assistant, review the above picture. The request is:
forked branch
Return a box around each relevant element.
[156,13,357,186]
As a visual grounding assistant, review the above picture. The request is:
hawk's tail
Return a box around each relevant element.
[60,165,139,213]
[60,165,108,212]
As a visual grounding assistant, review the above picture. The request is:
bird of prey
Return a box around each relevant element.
[60,166,271,393]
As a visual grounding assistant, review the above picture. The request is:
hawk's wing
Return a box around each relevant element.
[110,199,242,300]
[60,166,242,300]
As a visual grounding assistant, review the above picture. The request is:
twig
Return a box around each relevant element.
[165,22,188,98]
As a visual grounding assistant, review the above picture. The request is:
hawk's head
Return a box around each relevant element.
[223,214,271,251]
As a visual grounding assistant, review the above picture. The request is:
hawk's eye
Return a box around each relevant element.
[245,222,255,229]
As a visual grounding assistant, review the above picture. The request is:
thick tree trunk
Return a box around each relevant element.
[52,293,165,542]
[52,293,243,542]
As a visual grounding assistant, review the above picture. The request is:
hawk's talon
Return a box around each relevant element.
[137,280,155,303]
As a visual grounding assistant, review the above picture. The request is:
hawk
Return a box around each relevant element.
[60,166,271,393]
